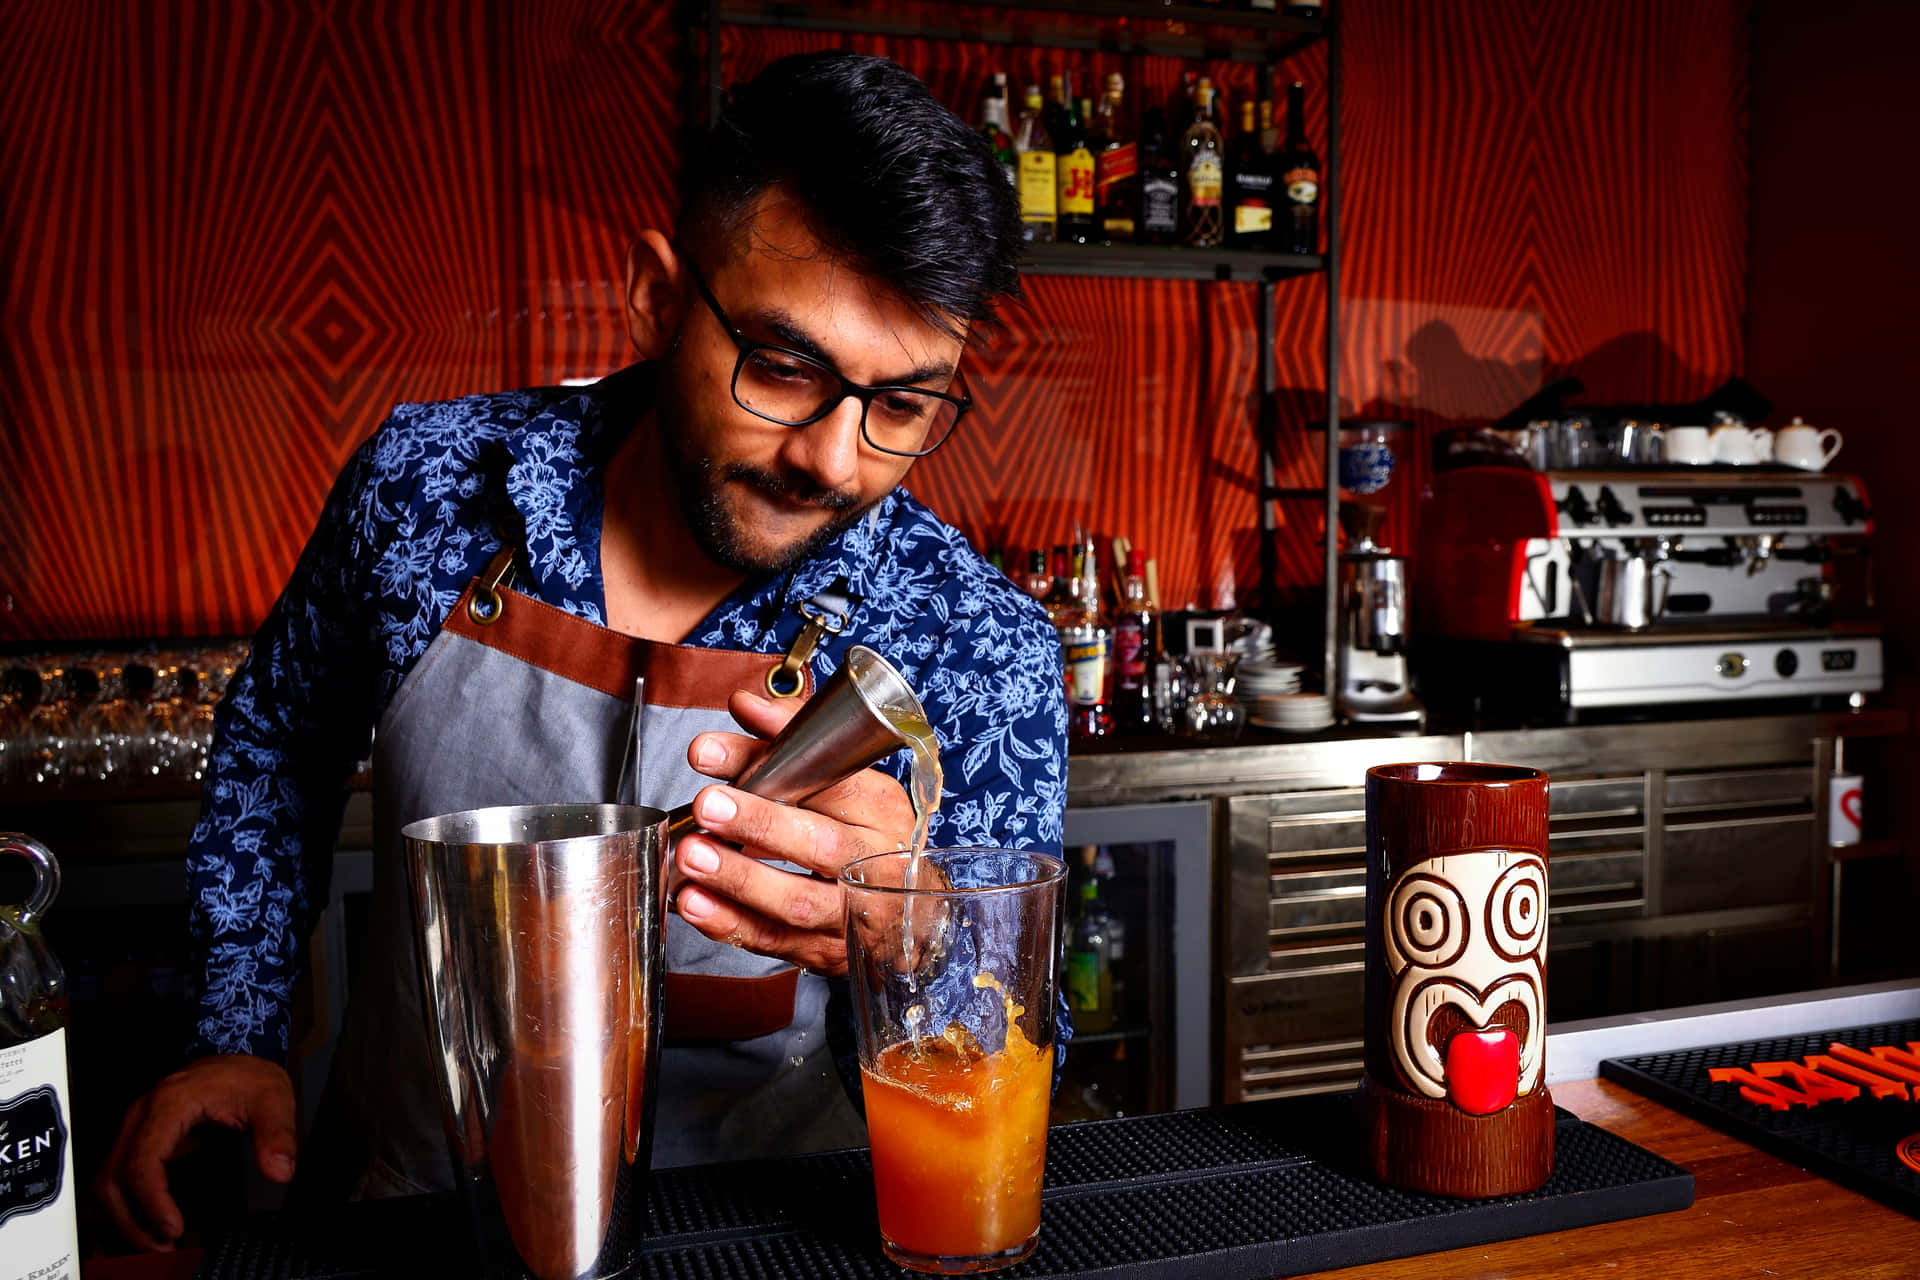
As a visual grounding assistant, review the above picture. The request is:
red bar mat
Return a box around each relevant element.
[198,1093,1693,1278]
[1602,1015,1920,1220]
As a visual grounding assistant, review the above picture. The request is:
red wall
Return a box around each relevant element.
[0,1,1749,643]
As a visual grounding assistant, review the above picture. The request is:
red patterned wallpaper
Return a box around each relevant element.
[0,1,1747,643]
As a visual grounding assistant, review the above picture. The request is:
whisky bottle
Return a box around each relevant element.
[1055,80,1097,245]
[1110,550,1159,735]
[1179,79,1226,248]
[1093,74,1138,245]
[1137,108,1180,246]
[1014,85,1057,243]
[0,835,79,1280]
[1281,80,1321,254]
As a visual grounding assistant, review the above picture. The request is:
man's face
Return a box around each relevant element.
[651,192,968,575]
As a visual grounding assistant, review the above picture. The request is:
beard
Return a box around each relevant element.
[659,409,871,576]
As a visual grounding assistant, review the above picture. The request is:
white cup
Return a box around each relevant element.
[1665,425,1713,465]
[1775,418,1843,470]
[1750,427,1774,463]
[1830,771,1862,846]
[1711,424,1769,465]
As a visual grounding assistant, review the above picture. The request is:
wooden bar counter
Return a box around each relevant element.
[80,1071,1920,1280]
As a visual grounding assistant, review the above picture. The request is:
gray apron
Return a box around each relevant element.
[317,547,867,1197]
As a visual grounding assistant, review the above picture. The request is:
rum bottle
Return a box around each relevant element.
[1015,85,1057,243]
[1228,99,1277,249]
[1179,79,1226,248]
[0,835,79,1280]
[1280,80,1321,254]
[1041,546,1073,624]
[1055,544,1113,740]
[978,72,1017,190]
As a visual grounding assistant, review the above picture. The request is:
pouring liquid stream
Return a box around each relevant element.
[887,706,943,1046]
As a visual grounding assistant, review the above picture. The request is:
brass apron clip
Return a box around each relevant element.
[467,546,519,626]
[766,578,855,698]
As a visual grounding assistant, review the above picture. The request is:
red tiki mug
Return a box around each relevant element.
[1358,763,1554,1198]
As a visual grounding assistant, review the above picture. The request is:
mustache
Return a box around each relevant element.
[722,462,861,513]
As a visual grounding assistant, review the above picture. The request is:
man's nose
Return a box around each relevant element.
[780,394,864,494]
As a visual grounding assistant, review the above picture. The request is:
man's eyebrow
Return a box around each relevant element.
[755,308,956,388]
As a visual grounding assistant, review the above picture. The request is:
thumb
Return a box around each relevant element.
[247,1078,299,1183]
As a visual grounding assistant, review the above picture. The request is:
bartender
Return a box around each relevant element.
[97,50,1066,1250]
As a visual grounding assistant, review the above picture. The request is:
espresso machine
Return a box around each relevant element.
[1336,423,1426,726]
[1415,458,1883,719]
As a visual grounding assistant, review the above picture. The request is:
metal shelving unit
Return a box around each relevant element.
[690,0,1342,684]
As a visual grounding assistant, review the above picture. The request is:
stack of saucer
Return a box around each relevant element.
[1250,692,1335,733]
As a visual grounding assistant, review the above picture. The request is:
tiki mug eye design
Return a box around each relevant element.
[1387,873,1469,971]
[1487,859,1547,963]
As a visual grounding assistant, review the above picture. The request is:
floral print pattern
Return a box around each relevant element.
[185,365,1068,1060]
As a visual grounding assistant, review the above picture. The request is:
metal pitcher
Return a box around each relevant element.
[403,803,670,1280]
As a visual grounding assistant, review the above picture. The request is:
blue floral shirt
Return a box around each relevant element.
[185,364,1069,1061]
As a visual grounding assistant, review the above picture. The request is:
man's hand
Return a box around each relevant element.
[674,688,917,975]
[96,1054,297,1251]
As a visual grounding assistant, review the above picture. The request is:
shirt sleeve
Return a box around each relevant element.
[184,442,382,1062]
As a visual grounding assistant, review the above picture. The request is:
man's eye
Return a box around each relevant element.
[874,392,934,424]
[747,350,821,384]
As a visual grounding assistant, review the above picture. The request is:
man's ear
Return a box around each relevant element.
[624,231,684,360]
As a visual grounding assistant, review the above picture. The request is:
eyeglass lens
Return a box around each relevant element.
[735,348,961,457]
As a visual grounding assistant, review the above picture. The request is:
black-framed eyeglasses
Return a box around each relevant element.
[684,260,970,458]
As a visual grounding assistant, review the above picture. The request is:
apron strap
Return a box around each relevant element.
[767,576,860,698]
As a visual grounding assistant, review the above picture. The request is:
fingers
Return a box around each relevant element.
[690,784,886,878]
[686,690,798,782]
[247,1073,300,1183]
[676,831,844,935]
[677,878,847,975]
[98,1093,191,1251]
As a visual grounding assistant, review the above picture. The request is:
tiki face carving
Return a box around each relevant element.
[1383,848,1547,1113]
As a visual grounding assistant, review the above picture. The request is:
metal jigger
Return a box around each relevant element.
[405,803,670,1280]
[666,644,931,844]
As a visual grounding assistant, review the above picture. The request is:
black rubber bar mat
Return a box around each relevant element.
[199,1093,1693,1279]
[1602,1015,1920,1220]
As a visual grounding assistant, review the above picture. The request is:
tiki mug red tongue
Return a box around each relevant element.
[1445,1029,1520,1115]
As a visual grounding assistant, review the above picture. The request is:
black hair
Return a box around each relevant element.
[679,52,1023,341]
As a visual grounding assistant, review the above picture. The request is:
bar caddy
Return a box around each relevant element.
[1415,462,1882,719]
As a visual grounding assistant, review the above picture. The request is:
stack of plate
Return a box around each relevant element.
[1250,692,1335,733]
[1236,660,1303,697]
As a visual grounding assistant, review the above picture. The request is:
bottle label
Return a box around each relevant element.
[1189,157,1223,206]
[0,1028,78,1279]
[1063,636,1109,706]
[1113,619,1147,687]
[1095,142,1138,191]
[1234,205,1274,233]
[1059,148,1096,214]
[1067,950,1104,1013]
[1285,167,1320,205]
[1019,152,1058,219]
[1142,176,1180,232]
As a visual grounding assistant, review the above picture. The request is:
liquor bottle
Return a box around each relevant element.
[1280,80,1321,254]
[1014,85,1057,243]
[1065,854,1115,1034]
[1044,73,1068,150]
[1228,100,1277,250]
[1093,74,1138,245]
[1020,550,1052,603]
[1111,550,1158,734]
[1284,0,1324,17]
[1258,96,1279,156]
[1137,108,1181,246]
[1041,545,1073,624]
[1055,82,1097,245]
[978,72,1017,190]
[1179,78,1226,248]
[0,836,79,1280]
[1055,544,1113,739]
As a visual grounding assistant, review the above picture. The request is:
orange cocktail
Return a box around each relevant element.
[863,1028,1052,1265]
[841,847,1066,1274]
